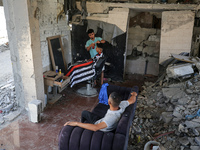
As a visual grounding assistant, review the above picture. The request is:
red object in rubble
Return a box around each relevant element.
[0,110,3,113]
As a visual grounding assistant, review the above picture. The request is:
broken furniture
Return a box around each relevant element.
[58,84,138,150]
[43,71,70,104]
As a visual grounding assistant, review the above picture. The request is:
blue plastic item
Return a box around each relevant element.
[185,109,200,120]
[98,83,109,105]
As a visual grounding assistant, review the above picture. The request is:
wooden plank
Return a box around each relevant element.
[171,53,199,63]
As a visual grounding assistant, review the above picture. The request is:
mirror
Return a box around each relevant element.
[47,35,67,74]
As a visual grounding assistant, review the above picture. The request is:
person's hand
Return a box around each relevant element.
[96,41,100,44]
[101,40,106,43]
[90,43,95,49]
[127,91,137,104]
[64,121,78,126]
[131,92,137,97]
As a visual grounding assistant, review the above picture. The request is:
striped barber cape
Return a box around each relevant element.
[66,60,95,88]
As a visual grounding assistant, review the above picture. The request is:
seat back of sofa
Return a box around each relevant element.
[107,84,132,101]
[113,86,138,150]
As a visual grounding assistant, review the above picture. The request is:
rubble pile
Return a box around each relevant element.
[0,80,20,126]
[128,74,200,150]
[0,42,9,52]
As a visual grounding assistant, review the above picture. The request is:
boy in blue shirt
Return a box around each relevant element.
[86,29,105,58]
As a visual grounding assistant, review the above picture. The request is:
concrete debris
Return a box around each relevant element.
[195,137,200,146]
[0,115,4,125]
[0,80,20,125]
[3,109,21,122]
[190,146,200,150]
[161,112,173,123]
[179,137,189,146]
[166,63,194,79]
[0,42,9,52]
[128,70,200,149]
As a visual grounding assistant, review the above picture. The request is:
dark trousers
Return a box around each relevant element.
[81,110,101,124]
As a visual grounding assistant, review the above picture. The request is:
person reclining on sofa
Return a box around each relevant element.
[63,91,137,132]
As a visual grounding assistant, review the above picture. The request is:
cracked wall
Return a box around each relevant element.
[37,0,71,72]
[126,11,161,76]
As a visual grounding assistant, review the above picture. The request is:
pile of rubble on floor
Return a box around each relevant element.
[128,55,200,150]
[0,42,9,52]
[0,80,20,127]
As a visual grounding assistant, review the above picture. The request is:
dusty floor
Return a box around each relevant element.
[0,75,157,150]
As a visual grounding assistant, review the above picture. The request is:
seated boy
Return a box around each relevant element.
[64,91,137,132]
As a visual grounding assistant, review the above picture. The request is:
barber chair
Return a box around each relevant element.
[76,56,107,97]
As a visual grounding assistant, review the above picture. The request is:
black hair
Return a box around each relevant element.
[109,92,121,107]
[87,29,94,34]
[96,43,104,49]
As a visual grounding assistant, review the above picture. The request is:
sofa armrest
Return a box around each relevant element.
[59,125,115,150]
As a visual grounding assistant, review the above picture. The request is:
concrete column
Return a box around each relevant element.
[3,0,45,109]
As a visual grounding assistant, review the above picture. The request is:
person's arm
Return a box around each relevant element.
[96,40,105,44]
[86,43,95,51]
[64,121,107,131]
[100,40,105,43]
[127,92,137,105]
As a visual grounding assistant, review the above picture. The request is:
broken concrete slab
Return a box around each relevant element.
[162,88,184,99]
[0,103,14,113]
[173,110,183,119]
[195,137,200,146]
[0,115,4,125]
[3,110,21,122]
[178,97,189,105]
[190,146,200,150]
[179,137,189,146]
[166,63,194,79]
[185,120,200,128]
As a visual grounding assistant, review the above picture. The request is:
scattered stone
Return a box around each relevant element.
[3,110,21,121]
[187,81,193,87]
[178,97,188,105]
[162,112,173,123]
[173,110,182,119]
[188,137,197,146]
[0,80,18,126]
[186,89,194,94]
[185,121,200,128]
[162,88,183,99]
[193,128,200,136]
[129,73,200,150]
[0,115,4,124]
[195,137,200,146]
[190,146,200,150]
[179,137,189,146]
[178,124,185,132]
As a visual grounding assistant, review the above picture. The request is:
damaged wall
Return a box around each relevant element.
[126,11,161,76]
[37,0,71,72]
[160,11,195,63]
[76,2,129,34]
[75,2,199,77]
[74,3,129,80]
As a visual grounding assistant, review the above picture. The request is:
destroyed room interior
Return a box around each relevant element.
[1,0,200,150]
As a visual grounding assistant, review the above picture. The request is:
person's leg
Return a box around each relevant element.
[81,110,101,123]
